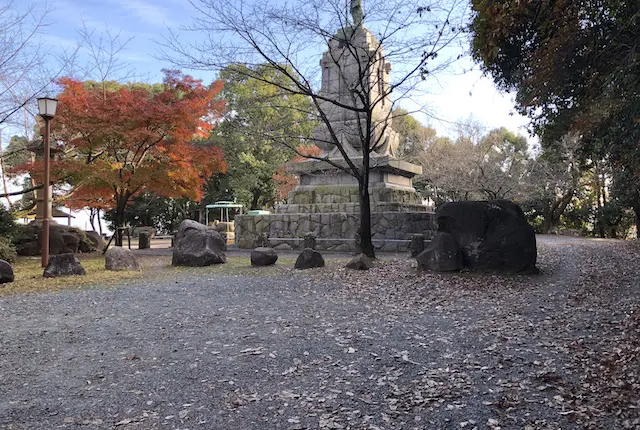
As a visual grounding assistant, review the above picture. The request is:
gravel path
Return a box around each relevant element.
[0,237,638,429]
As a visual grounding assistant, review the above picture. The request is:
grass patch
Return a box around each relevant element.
[0,253,147,297]
[0,253,354,297]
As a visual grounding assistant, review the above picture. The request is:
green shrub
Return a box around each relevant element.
[0,205,18,239]
[0,237,17,263]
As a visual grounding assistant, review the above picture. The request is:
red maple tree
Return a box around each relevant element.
[20,70,226,245]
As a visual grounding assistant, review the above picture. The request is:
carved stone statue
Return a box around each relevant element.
[350,0,363,25]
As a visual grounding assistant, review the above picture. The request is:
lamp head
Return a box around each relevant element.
[37,97,58,119]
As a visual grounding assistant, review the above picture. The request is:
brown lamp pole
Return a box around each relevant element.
[37,97,58,268]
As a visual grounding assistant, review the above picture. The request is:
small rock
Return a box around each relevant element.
[251,247,278,266]
[294,248,324,270]
[0,259,14,284]
[105,247,140,271]
[345,253,373,270]
[44,253,86,278]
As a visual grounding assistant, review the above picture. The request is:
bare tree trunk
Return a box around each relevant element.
[358,159,375,258]
[89,208,97,231]
[541,190,574,234]
[97,209,103,236]
[114,194,129,247]
[594,168,605,238]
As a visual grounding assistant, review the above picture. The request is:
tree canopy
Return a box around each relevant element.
[470,0,640,235]
[14,70,226,245]
[207,64,316,210]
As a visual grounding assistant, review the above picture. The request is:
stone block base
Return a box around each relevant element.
[235,211,436,252]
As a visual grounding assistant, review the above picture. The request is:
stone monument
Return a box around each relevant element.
[235,1,435,251]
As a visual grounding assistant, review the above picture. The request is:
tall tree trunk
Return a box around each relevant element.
[358,159,375,258]
[541,208,554,234]
[114,193,128,247]
[97,209,103,236]
[199,200,206,224]
[541,190,574,234]
[89,208,97,231]
[594,166,606,238]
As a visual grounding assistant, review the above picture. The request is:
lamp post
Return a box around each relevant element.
[37,97,58,267]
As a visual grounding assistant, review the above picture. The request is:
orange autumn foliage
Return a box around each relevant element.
[20,70,226,214]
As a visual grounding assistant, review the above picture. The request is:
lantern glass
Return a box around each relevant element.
[37,97,58,118]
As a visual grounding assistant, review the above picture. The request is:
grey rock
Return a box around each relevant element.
[294,248,325,270]
[250,247,278,266]
[15,240,40,257]
[62,232,80,254]
[273,243,293,250]
[345,253,373,270]
[416,232,462,272]
[172,220,226,267]
[0,259,14,284]
[85,231,105,252]
[44,253,86,278]
[437,200,537,273]
[105,247,140,271]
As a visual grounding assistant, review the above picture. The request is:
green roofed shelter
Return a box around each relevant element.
[205,201,244,225]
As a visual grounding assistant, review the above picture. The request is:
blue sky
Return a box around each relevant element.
[25,0,532,141]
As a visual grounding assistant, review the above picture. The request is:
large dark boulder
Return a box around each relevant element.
[172,220,226,267]
[0,260,14,284]
[105,247,140,271]
[44,253,86,278]
[250,247,278,266]
[416,232,463,272]
[436,200,537,273]
[294,248,325,270]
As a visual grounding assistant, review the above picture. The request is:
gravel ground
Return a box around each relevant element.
[0,236,638,429]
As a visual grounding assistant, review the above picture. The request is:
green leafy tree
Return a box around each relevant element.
[207,64,316,210]
[470,0,640,236]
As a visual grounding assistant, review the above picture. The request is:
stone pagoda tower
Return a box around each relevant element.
[234,1,435,251]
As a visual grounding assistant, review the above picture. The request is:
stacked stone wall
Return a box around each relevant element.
[235,212,436,252]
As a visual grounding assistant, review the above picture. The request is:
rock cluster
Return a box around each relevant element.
[15,221,96,256]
